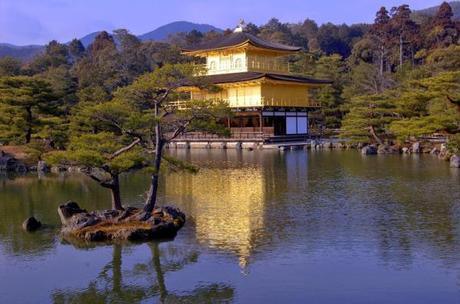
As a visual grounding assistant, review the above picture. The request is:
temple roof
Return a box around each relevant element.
[182,32,302,53]
[195,72,332,85]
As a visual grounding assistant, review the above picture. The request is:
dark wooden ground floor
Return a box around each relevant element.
[176,107,323,143]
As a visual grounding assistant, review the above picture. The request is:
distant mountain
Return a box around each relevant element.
[76,21,222,47]
[413,1,460,21]
[0,43,44,61]
[138,21,223,41]
[78,31,103,48]
[0,21,222,61]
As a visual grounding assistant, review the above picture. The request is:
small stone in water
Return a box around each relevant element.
[22,217,42,232]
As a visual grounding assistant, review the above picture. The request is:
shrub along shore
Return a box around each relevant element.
[1,138,459,175]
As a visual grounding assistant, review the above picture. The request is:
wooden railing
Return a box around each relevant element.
[261,97,321,108]
[197,58,292,76]
[167,100,188,110]
[177,132,264,140]
[169,98,321,109]
[174,127,274,141]
[247,58,291,74]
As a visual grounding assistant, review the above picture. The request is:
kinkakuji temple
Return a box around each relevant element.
[178,22,331,144]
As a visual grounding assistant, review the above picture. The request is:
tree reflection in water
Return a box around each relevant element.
[52,242,234,304]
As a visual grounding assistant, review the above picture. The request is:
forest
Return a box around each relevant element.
[0,1,459,155]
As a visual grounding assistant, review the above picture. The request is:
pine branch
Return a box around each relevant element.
[109,138,141,160]
[154,88,173,106]
[167,120,193,141]
[83,170,113,188]
[93,114,144,140]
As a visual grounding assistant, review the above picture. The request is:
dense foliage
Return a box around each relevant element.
[0,2,459,150]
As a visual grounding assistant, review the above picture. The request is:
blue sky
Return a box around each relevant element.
[0,0,446,45]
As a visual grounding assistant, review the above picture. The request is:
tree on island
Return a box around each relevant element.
[47,63,229,212]
[114,63,229,215]
[46,100,146,210]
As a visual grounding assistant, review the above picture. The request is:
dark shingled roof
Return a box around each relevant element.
[183,32,301,53]
[195,72,332,85]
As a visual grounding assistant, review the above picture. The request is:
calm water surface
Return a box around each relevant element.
[0,150,459,303]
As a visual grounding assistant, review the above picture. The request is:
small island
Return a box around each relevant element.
[57,201,185,242]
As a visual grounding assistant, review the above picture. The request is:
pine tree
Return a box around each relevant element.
[299,19,320,52]
[340,94,397,144]
[389,71,460,139]
[0,76,57,144]
[185,30,204,46]
[74,31,124,92]
[390,5,419,68]
[114,29,151,83]
[68,39,85,62]
[434,2,455,27]
[370,7,392,75]
[114,63,230,216]
[29,40,70,73]
[314,54,348,128]
[343,62,394,99]
[430,2,459,48]
[47,100,147,210]
[0,57,22,76]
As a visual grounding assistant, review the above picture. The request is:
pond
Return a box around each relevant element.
[0,150,459,303]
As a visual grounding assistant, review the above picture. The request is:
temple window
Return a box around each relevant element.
[209,61,216,70]
[235,58,243,69]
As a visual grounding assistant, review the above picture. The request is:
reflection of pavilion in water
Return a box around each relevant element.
[165,167,266,269]
[162,149,308,270]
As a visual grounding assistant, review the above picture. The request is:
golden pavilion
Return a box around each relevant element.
[180,22,331,143]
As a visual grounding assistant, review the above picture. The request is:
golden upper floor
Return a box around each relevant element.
[182,30,301,76]
[194,51,293,75]
[178,24,331,108]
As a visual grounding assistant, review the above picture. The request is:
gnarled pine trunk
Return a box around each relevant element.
[110,174,123,211]
[144,103,164,214]
[369,125,383,145]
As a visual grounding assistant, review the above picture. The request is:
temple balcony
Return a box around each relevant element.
[260,96,321,108]
[169,96,321,109]
[246,57,291,75]
[196,56,293,76]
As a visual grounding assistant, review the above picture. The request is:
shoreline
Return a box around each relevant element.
[1,140,459,174]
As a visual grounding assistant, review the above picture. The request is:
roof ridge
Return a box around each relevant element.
[182,31,301,53]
